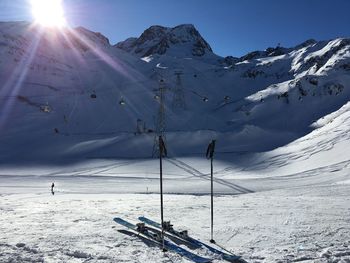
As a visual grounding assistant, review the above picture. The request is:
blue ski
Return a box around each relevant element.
[138,216,241,262]
[113,217,212,263]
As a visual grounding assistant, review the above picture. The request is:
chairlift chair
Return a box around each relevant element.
[119,97,126,106]
[90,90,97,99]
[40,103,51,113]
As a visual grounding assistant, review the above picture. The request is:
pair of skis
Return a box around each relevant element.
[114,216,241,263]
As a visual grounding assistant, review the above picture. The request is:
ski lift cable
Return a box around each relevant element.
[0,77,156,100]
[0,85,155,100]
[0,81,213,106]
[0,64,231,100]
[0,63,232,99]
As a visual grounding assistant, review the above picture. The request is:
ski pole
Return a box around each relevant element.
[210,155,215,243]
[206,139,216,243]
[159,136,166,251]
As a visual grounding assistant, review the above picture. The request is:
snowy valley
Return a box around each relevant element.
[0,22,350,262]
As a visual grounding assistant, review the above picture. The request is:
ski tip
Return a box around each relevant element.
[113,217,130,225]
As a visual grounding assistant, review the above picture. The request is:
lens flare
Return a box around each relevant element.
[30,0,67,27]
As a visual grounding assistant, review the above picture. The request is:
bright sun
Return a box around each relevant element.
[30,0,67,27]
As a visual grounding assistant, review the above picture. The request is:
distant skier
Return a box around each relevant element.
[51,182,55,195]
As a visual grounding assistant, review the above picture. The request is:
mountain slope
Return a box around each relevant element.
[0,22,349,163]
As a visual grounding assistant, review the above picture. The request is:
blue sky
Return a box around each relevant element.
[1,0,350,57]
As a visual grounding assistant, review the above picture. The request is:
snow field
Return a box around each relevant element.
[0,183,349,263]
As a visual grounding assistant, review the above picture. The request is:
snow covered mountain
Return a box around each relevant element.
[115,24,213,58]
[2,22,350,263]
[0,21,350,162]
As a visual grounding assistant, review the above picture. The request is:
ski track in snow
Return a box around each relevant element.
[166,158,253,194]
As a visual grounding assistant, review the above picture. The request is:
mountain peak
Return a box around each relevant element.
[115,24,212,57]
[75,26,110,46]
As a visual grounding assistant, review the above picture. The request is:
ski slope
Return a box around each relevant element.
[1,184,349,262]
[1,102,350,262]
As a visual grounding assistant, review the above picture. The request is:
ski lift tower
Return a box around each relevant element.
[172,71,186,110]
[152,79,167,157]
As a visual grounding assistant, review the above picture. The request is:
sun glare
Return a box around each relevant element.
[30,0,67,27]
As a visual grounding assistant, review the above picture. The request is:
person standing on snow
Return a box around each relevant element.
[51,182,55,195]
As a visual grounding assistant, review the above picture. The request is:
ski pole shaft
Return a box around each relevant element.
[210,156,215,243]
[159,136,165,251]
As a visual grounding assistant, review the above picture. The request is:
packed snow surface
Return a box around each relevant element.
[1,179,349,262]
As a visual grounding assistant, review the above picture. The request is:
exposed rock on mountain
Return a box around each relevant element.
[115,24,212,57]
